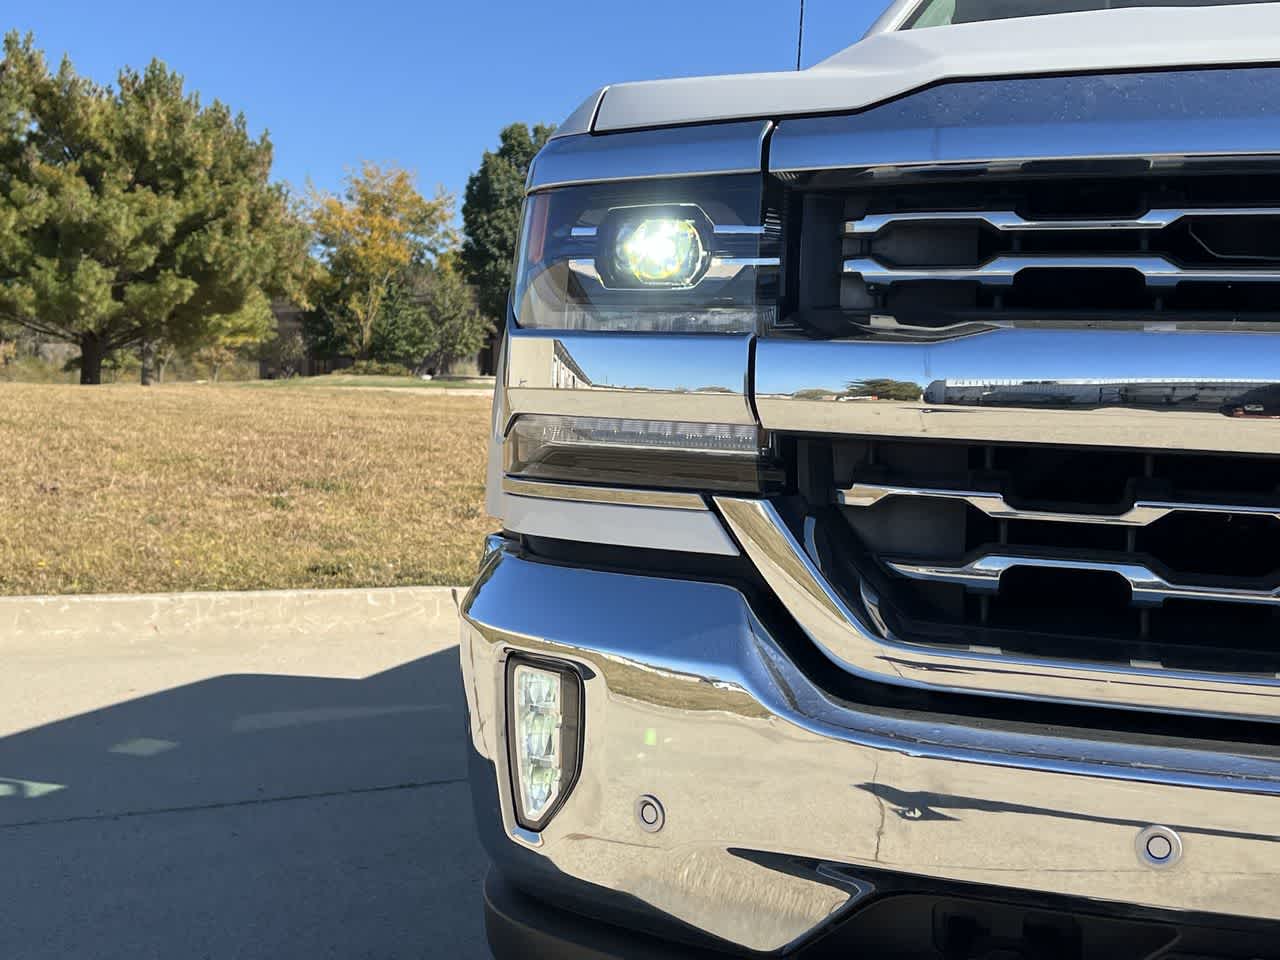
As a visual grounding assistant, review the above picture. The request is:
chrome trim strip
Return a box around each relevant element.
[715,496,1280,721]
[506,330,756,427]
[839,482,1280,527]
[770,69,1280,175]
[846,207,1280,235]
[712,224,768,236]
[715,256,779,266]
[576,222,764,240]
[526,121,770,194]
[704,256,780,277]
[485,334,511,520]
[754,329,1280,455]
[846,255,1280,288]
[886,553,1280,608]
[463,547,1280,950]
[567,256,778,289]
[501,476,708,512]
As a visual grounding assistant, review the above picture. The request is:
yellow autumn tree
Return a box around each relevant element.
[310,162,454,360]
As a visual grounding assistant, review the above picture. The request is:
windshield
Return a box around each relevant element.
[907,0,1278,28]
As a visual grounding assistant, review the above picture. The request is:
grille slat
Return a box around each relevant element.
[845,255,1280,288]
[884,552,1280,610]
[838,482,1280,527]
[844,207,1280,234]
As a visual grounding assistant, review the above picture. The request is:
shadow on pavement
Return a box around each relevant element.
[0,648,490,960]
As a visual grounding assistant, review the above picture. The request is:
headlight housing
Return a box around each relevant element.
[513,175,779,333]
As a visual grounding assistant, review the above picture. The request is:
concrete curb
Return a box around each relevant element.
[0,586,465,648]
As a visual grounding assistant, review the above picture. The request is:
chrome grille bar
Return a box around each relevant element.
[839,482,1280,527]
[885,553,1280,609]
[845,207,1280,235]
[753,329,1280,456]
[845,255,1280,288]
[715,497,1280,721]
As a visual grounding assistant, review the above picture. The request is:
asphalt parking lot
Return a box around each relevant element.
[0,590,490,960]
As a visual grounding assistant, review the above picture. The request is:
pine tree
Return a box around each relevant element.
[0,33,311,384]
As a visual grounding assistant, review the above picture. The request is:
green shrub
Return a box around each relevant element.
[347,360,414,377]
[0,355,77,384]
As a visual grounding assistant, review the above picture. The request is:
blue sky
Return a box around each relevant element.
[10,0,886,212]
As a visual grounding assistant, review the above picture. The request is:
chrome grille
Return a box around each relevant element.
[761,70,1280,719]
[829,175,1280,327]
[822,438,1280,678]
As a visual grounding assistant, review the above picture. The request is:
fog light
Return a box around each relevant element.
[614,217,706,287]
[507,658,583,832]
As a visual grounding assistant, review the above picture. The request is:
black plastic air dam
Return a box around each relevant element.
[485,865,1280,960]
[484,871,730,960]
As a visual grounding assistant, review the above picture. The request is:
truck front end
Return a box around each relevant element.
[461,5,1280,956]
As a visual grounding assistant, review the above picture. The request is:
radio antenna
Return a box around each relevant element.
[796,0,806,70]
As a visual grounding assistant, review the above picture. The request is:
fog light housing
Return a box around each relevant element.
[506,657,583,832]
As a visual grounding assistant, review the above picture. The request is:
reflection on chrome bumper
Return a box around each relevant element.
[460,541,1280,953]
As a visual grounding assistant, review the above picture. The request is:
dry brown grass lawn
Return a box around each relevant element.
[0,382,493,595]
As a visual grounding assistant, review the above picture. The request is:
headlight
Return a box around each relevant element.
[507,657,583,832]
[614,216,706,287]
[513,175,779,333]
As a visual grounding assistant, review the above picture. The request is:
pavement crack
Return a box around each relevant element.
[0,775,468,831]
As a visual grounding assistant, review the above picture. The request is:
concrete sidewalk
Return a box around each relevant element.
[0,587,489,960]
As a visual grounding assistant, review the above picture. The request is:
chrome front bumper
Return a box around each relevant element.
[460,539,1280,955]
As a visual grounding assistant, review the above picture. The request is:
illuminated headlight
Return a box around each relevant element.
[513,176,779,333]
[614,217,706,287]
[507,658,583,832]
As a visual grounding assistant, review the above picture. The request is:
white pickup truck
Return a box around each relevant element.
[461,2,1280,956]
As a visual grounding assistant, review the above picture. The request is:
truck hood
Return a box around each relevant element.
[586,4,1280,133]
